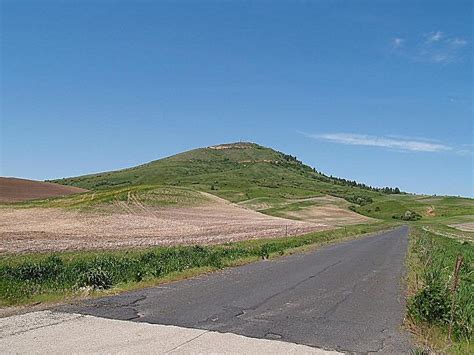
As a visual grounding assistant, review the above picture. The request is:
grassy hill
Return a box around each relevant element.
[52,142,383,205]
[51,142,474,228]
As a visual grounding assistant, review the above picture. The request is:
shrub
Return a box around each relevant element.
[408,279,450,324]
[401,210,422,221]
[260,244,270,260]
[208,252,223,268]
[344,195,373,206]
[81,267,113,289]
[6,255,65,282]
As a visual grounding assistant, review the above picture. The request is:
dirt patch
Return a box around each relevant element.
[0,199,329,254]
[449,222,474,232]
[284,205,374,227]
[0,178,87,202]
[209,143,254,150]
[426,206,436,217]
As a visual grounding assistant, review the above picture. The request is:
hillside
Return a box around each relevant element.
[0,177,87,202]
[53,142,384,205]
[52,142,474,227]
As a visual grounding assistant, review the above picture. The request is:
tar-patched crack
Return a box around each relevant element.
[60,294,148,321]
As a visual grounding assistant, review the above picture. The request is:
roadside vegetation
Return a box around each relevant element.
[406,227,473,354]
[0,222,394,307]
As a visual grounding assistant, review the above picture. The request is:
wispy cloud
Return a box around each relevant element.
[426,31,443,43]
[391,31,469,64]
[392,37,404,49]
[302,132,453,153]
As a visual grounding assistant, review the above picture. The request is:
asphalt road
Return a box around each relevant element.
[60,226,411,353]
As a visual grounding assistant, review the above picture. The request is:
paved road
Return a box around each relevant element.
[60,227,411,353]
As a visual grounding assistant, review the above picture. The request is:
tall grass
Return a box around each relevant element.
[0,222,390,306]
[407,227,473,347]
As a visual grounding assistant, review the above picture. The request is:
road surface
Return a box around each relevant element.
[58,226,411,353]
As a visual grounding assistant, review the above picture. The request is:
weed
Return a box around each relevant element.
[81,267,113,290]
[407,227,473,345]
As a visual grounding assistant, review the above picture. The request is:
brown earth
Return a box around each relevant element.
[0,177,87,202]
[284,205,374,226]
[0,199,330,254]
[241,195,374,227]
[449,222,474,232]
[426,206,436,217]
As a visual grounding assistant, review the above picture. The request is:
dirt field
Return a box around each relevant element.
[449,222,474,232]
[284,205,374,226]
[242,195,374,227]
[0,177,87,202]
[0,199,330,254]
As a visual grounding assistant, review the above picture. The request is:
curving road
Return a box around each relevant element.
[59,226,412,353]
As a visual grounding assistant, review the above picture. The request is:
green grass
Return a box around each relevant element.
[356,194,474,220]
[50,142,383,207]
[406,227,473,354]
[0,221,394,307]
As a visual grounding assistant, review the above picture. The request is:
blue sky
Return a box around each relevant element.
[1,0,472,196]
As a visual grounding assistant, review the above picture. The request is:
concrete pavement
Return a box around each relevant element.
[0,311,339,354]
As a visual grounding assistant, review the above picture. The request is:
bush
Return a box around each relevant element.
[408,279,450,324]
[260,244,270,260]
[401,210,422,221]
[81,267,113,289]
[344,195,373,206]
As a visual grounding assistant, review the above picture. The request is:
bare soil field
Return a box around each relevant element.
[0,199,329,254]
[449,222,474,232]
[284,205,374,226]
[0,177,87,202]
[241,195,374,227]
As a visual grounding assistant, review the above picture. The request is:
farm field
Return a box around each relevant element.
[0,177,87,202]
[0,189,328,254]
